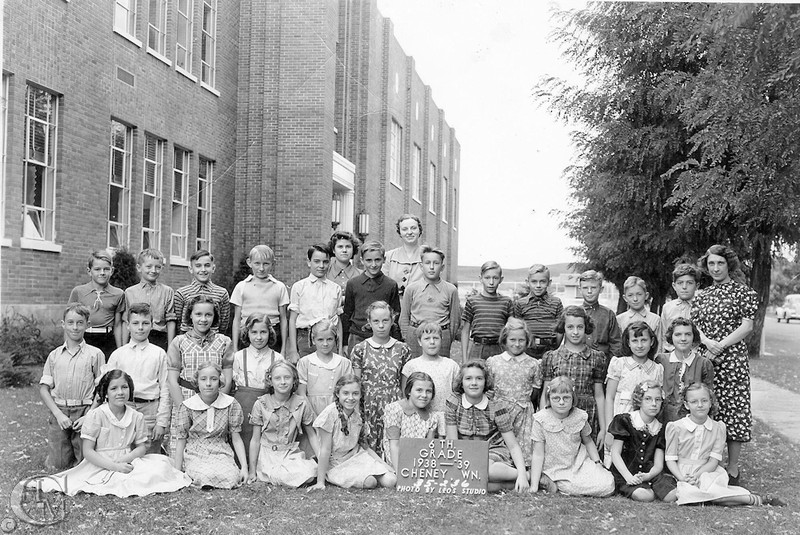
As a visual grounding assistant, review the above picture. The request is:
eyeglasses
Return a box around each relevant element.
[687,398,711,406]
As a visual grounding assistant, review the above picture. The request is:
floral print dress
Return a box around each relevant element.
[691,281,758,442]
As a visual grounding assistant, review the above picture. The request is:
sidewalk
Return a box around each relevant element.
[751,377,800,445]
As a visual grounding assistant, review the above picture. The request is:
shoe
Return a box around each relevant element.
[762,495,787,507]
[539,474,557,493]
[727,470,740,486]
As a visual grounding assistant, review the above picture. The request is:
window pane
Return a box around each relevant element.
[109,186,122,222]
[142,195,154,227]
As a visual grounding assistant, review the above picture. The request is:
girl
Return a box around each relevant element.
[603,321,664,462]
[383,372,444,472]
[486,318,542,466]
[460,260,513,361]
[656,317,715,423]
[529,376,614,496]
[665,382,784,506]
[233,313,284,460]
[167,296,234,456]
[400,321,460,413]
[175,362,248,489]
[540,306,606,445]
[445,360,529,492]
[310,375,396,489]
[247,361,318,487]
[41,370,190,496]
[608,381,676,502]
[351,301,412,456]
[297,319,354,417]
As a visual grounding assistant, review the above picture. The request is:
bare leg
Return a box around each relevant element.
[630,488,655,502]
[662,489,677,503]
[488,460,521,482]
[727,440,742,477]
[377,472,397,488]
[362,475,377,489]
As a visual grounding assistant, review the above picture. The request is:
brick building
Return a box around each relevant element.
[0,0,460,323]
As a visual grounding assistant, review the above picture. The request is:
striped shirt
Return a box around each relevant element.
[123,281,176,332]
[174,279,231,334]
[462,293,513,339]
[513,292,563,338]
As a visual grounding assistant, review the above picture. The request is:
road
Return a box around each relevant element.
[763,313,800,357]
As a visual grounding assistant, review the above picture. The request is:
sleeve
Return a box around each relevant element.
[398,343,413,379]
[133,411,148,445]
[606,357,623,382]
[655,426,666,451]
[554,298,564,322]
[114,290,126,316]
[444,395,459,426]
[342,357,353,376]
[333,285,343,317]
[531,417,545,442]
[607,414,630,439]
[461,296,475,324]
[709,421,726,461]
[79,409,102,441]
[664,422,678,461]
[175,404,192,439]
[164,286,177,323]
[449,285,462,334]
[383,402,402,439]
[156,351,172,428]
[219,290,231,334]
[401,358,416,378]
[312,404,338,433]
[40,351,56,387]
[249,399,265,426]
[91,349,105,381]
[654,362,664,388]
[399,286,412,336]
[122,289,132,323]
[173,289,186,330]
[288,281,301,313]
[342,281,355,340]
[608,313,622,357]
[68,287,79,304]
[300,400,316,426]
[232,350,244,386]
[591,351,606,383]
[220,336,234,369]
[541,352,554,383]
[351,343,364,375]
[701,358,715,389]
[741,287,759,320]
[228,400,244,434]
[230,281,244,307]
[166,336,183,372]
[579,421,592,439]
[530,359,543,389]
[492,401,514,434]
[278,282,290,307]
[297,357,309,385]
[388,283,402,324]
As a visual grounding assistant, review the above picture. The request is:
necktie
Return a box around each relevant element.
[93,290,103,311]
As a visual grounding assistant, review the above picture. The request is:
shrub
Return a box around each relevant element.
[0,310,61,367]
[110,247,139,290]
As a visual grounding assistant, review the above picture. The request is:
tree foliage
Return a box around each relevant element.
[539,2,800,355]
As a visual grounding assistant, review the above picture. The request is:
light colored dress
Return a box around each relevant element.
[487,351,542,466]
[176,393,244,488]
[297,352,354,416]
[531,408,615,497]
[313,403,392,488]
[665,416,750,505]
[351,338,412,455]
[381,401,444,466]
[401,356,460,413]
[232,346,283,460]
[249,393,317,487]
[606,356,664,416]
[41,405,190,496]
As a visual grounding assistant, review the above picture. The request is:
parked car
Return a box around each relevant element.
[777,294,800,323]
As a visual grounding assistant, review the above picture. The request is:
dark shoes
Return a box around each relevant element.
[727,469,740,487]
[762,495,787,507]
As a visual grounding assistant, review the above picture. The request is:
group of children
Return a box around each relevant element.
[36,242,784,506]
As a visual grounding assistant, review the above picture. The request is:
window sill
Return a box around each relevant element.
[200,81,220,97]
[147,48,172,67]
[170,256,189,267]
[19,238,62,253]
[412,196,421,205]
[0,238,11,248]
[390,181,403,191]
[176,66,197,83]
[113,29,143,48]
[428,209,436,216]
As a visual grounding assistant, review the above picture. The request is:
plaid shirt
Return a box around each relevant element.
[541,346,606,424]
[445,394,514,452]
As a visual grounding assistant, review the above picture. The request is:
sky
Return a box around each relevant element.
[377,0,588,269]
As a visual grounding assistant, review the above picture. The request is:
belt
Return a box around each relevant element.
[85,326,113,334]
[411,321,449,330]
[55,399,91,408]
[472,336,499,345]
[133,397,156,403]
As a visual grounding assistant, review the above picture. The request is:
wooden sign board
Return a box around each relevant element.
[396,438,489,495]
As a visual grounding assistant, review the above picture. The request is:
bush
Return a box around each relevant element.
[233,254,251,286]
[0,309,61,367]
[110,247,139,290]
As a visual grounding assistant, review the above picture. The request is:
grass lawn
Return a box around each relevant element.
[0,384,797,535]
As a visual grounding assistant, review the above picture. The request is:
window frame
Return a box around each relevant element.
[196,157,213,252]
[171,148,190,262]
[176,0,195,74]
[142,134,164,250]
[114,0,137,39]
[108,120,133,250]
[200,0,217,87]
[441,176,448,223]
[427,162,436,215]
[147,0,169,57]
[411,144,421,202]
[389,119,402,188]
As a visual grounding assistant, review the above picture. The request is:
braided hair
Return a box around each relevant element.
[333,374,361,436]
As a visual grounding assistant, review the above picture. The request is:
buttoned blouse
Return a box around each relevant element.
[249,393,315,445]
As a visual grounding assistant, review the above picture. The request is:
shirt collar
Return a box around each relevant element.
[500,351,526,363]
[461,394,489,409]
[360,271,385,284]
[189,279,210,290]
[582,301,599,311]
[682,415,714,432]
[624,357,655,372]
[308,352,344,370]
[185,328,216,345]
[669,348,698,367]
[60,340,87,355]
[306,274,328,284]
[366,337,397,349]
[530,291,549,301]
[183,392,235,411]
[77,283,111,297]
[557,345,593,360]
[100,404,134,429]
[246,345,274,360]
[622,309,648,320]
[137,280,159,289]
[265,393,300,411]
[629,410,662,434]
[423,279,444,291]
[128,339,151,351]
[244,274,277,284]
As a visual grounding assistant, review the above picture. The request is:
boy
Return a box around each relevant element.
[579,270,622,361]
[512,264,563,359]
[287,244,343,363]
[68,249,125,359]
[461,261,513,361]
[342,241,401,353]
[399,245,461,358]
[401,322,460,413]
[616,276,661,347]
[230,244,289,353]
[39,304,104,469]
[173,249,231,335]
[660,263,699,352]
[105,303,171,454]
[327,231,363,291]
[122,248,176,351]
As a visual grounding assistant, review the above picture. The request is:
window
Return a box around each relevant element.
[441,176,448,222]
[108,121,132,249]
[394,72,399,93]
[142,135,164,250]
[176,0,194,73]
[148,0,168,56]
[415,102,419,121]
[452,187,458,229]
[1,75,9,240]
[171,148,190,260]
[201,0,217,86]
[22,86,59,242]
[389,120,402,187]
[114,0,137,37]
[443,143,447,158]
[427,162,436,214]
[411,144,421,201]
[196,158,213,251]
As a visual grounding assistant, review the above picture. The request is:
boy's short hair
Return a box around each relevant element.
[63,303,91,321]
[190,249,214,263]
[328,231,361,257]
[248,244,275,262]
[672,263,700,282]
[88,249,113,269]
[527,264,550,279]
[420,245,445,262]
[480,261,502,276]
[499,317,530,347]
[415,321,442,340]
[359,240,385,258]
[452,360,494,394]
[307,243,332,260]
[623,276,647,293]
[137,248,164,265]
[578,270,603,284]
[127,302,152,319]
[554,305,595,335]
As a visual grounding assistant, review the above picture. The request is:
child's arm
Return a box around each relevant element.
[247,425,262,483]
[529,440,545,493]
[219,292,232,335]
[336,320,344,355]
[232,305,242,353]
[399,289,412,341]
[604,378,619,448]
[154,355,171,441]
[287,310,300,363]
[114,442,147,464]
[121,322,130,345]
[539,380,549,413]
[278,305,288,354]
[39,385,72,430]
[303,424,319,459]
[593,382,606,449]
[389,436,401,474]
[460,320,471,362]
[645,448,666,482]
[297,384,307,397]
[230,431,248,485]
[665,459,685,482]
[580,426,603,463]
[82,438,136,473]
[221,341,235,395]
[448,288,462,337]
[167,370,184,407]
[113,310,123,349]
[445,425,459,440]
[175,438,187,471]
[310,428,332,490]
[611,438,641,485]
[500,430,530,492]
[167,321,177,346]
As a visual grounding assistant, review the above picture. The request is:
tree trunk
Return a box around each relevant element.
[747,234,772,358]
